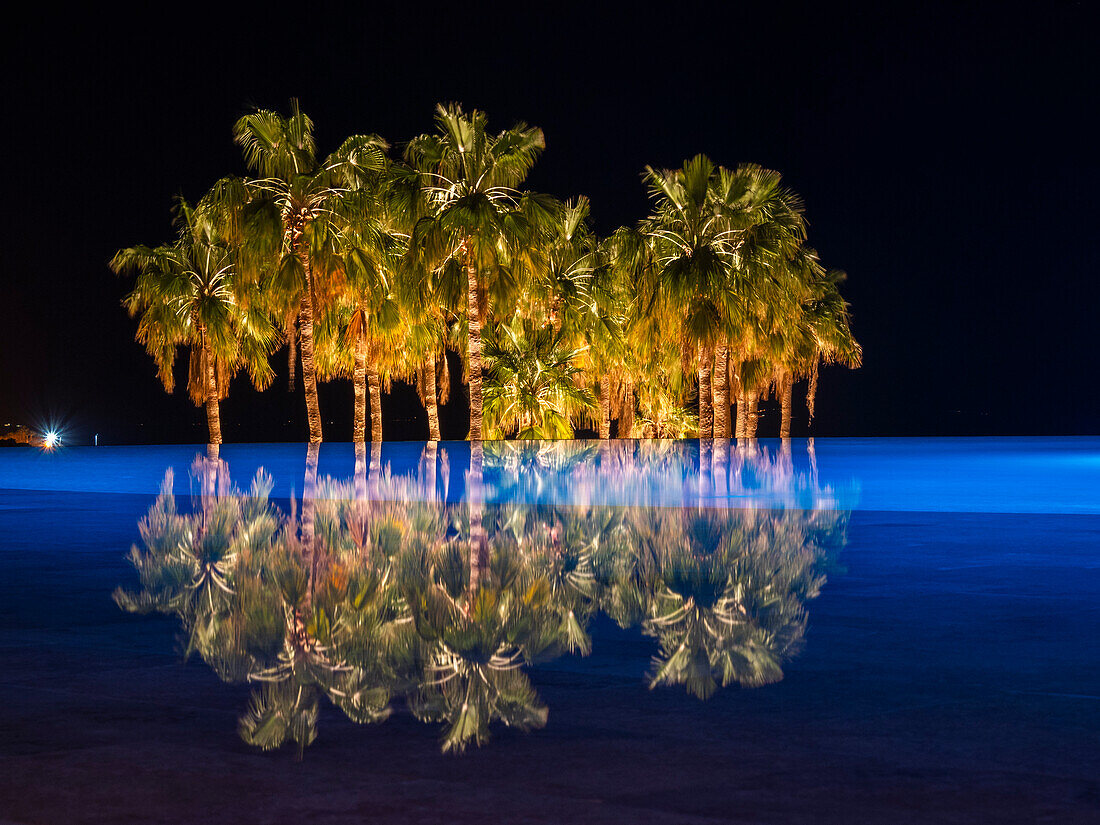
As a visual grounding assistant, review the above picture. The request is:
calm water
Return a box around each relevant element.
[1,438,1097,824]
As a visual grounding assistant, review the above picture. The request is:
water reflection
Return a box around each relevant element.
[116,440,848,754]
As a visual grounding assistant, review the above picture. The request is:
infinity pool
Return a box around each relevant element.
[1,438,1097,823]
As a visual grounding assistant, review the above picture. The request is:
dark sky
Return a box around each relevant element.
[2,3,1095,443]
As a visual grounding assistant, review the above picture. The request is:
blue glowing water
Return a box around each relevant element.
[3,437,1100,513]
[0,438,1097,823]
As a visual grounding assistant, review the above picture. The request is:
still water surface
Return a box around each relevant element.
[1,438,1097,823]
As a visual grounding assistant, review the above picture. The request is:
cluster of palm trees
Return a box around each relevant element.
[116,440,846,753]
[112,101,860,445]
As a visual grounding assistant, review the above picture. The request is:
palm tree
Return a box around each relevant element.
[394,221,453,443]
[577,228,631,440]
[233,99,388,443]
[534,196,599,335]
[738,246,861,438]
[312,184,407,443]
[404,103,557,440]
[112,191,277,443]
[640,156,743,438]
[482,315,596,439]
[706,164,806,439]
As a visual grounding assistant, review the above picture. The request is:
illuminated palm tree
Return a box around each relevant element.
[233,99,388,442]
[640,156,737,438]
[707,164,806,439]
[112,192,277,443]
[395,222,454,442]
[534,196,599,335]
[404,103,557,440]
[312,185,407,442]
[579,229,632,439]
[483,315,595,439]
[608,226,695,438]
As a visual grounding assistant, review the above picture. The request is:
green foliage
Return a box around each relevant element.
[483,315,595,439]
[119,103,860,442]
[112,190,278,407]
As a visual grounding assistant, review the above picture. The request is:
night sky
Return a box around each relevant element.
[2,4,1095,443]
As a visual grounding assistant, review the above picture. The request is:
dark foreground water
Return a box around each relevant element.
[0,438,1097,824]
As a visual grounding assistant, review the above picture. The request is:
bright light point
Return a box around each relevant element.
[43,431,60,450]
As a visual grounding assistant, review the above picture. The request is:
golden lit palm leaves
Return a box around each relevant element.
[802,264,862,424]
[233,99,389,442]
[640,155,742,436]
[640,158,809,437]
[112,192,278,443]
[404,103,558,440]
[482,315,596,439]
[312,184,407,441]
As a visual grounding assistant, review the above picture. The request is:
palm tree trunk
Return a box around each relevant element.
[423,360,441,441]
[198,326,222,445]
[465,244,483,441]
[368,369,382,442]
[297,262,323,443]
[713,345,730,438]
[780,374,794,439]
[353,320,367,443]
[599,374,611,439]
[735,387,747,439]
[698,343,713,439]
[286,312,297,392]
[745,390,759,438]
[620,379,634,438]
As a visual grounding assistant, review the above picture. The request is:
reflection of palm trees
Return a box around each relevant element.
[404,578,553,752]
[114,460,281,667]
[638,509,829,698]
[118,440,849,754]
